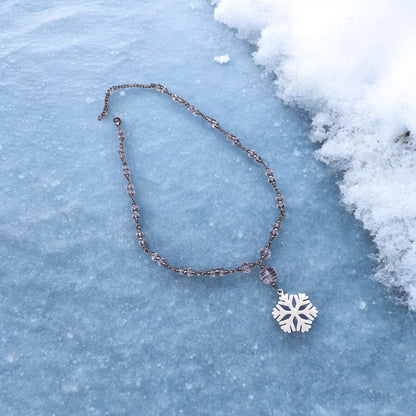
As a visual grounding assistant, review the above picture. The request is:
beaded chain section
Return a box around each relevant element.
[98,83,318,334]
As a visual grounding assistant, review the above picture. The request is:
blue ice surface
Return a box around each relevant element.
[1,1,416,415]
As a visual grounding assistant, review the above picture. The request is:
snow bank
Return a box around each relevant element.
[214,0,416,309]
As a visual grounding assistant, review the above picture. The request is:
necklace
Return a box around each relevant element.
[98,83,318,334]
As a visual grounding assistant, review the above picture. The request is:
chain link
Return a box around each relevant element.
[98,83,285,277]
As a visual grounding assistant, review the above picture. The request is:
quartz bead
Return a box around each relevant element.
[219,268,225,276]
[241,262,252,273]
[225,133,240,145]
[273,220,281,228]
[136,230,144,239]
[132,212,140,221]
[205,117,218,128]
[259,266,277,285]
[209,269,216,277]
[118,148,125,160]
[248,150,256,158]
[271,228,279,237]
[127,183,135,197]
[259,247,271,260]
[131,204,139,213]
[254,155,262,163]
[178,267,185,275]
[172,95,185,105]
[138,238,147,248]
[171,94,181,103]
[268,175,276,184]
[186,268,195,277]
[155,84,168,93]
[122,166,131,180]
[151,252,160,261]
[158,257,167,266]
[276,195,284,209]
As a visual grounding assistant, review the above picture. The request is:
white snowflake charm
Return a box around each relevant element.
[272,292,318,333]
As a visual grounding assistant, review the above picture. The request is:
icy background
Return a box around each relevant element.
[215,0,416,310]
[1,0,416,415]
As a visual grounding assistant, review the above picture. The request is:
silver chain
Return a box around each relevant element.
[98,83,285,278]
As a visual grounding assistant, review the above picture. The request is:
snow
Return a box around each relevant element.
[1,0,416,415]
[214,54,230,63]
[214,0,416,310]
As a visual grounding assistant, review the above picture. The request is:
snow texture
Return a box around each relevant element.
[215,0,416,310]
[1,0,416,415]
[214,54,230,64]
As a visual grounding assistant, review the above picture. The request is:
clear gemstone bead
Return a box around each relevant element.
[186,268,195,277]
[259,266,277,285]
[225,133,239,145]
[155,84,168,93]
[271,228,279,237]
[127,183,135,197]
[138,238,147,248]
[132,212,140,221]
[209,269,216,277]
[259,247,271,259]
[158,257,167,266]
[241,262,252,273]
[178,267,185,275]
[151,252,160,261]
[219,268,225,276]
[248,150,256,158]
[173,96,185,105]
[123,166,131,180]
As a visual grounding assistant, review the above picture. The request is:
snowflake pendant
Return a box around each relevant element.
[272,292,318,333]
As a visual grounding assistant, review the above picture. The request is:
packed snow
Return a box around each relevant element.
[214,0,416,310]
[214,54,230,63]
